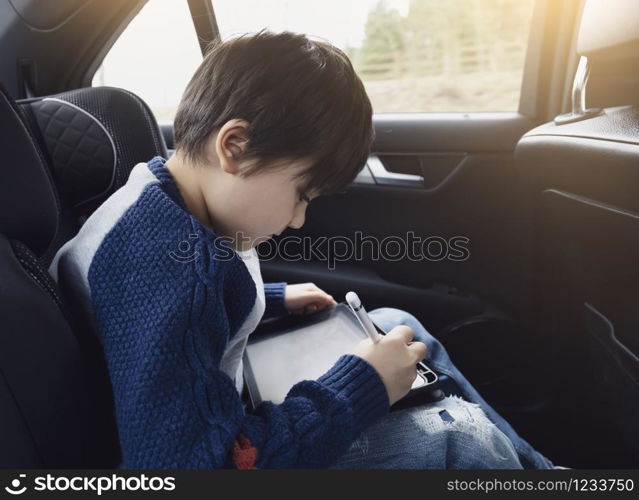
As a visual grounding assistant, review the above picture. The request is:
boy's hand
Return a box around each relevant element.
[350,325,427,406]
[284,283,337,315]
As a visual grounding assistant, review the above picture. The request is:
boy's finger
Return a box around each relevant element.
[386,325,414,344]
[307,291,335,305]
[408,341,427,362]
[323,294,336,305]
[304,303,319,314]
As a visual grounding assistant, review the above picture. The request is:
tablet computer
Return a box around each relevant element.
[243,303,440,409]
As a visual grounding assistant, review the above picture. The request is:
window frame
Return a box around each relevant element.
[82,0,215,88]
[518,0,585,123]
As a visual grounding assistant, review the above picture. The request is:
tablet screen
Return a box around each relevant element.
[244,304,366,405]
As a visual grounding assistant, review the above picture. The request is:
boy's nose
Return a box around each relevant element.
[288,207,306,229]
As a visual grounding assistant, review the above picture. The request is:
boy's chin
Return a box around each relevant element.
[249,235,273,246]
[230,232,273,250]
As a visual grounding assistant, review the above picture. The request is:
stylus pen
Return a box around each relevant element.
[345,291,382,344]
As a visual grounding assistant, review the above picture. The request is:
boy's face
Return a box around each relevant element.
[169,119,318,252]
[205,158,315,250]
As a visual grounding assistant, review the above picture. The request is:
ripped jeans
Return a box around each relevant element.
[330,308,554,469]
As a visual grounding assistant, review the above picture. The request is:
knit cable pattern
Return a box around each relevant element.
[83,158,389,468]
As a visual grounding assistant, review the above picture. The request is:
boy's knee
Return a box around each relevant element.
[428,398,522,469]
[332,397,522,469]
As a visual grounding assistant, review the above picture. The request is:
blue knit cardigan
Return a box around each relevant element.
[58,156,389,468]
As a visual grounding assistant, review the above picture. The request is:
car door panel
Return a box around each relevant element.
[261,114,537,333]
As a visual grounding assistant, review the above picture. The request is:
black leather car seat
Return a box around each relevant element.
[0,84,120,467]
[515,0,639,467]
[1,86,167,468]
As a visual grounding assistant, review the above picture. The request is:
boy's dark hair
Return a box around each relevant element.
[173,30,374,196]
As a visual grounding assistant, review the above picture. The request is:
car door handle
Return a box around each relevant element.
[367,155,424,188]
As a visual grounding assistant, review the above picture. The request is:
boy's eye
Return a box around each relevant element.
[299,192,311,204]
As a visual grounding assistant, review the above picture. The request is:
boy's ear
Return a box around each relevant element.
[209,119,250,175]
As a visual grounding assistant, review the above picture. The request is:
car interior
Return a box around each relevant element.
[0,0,637,469]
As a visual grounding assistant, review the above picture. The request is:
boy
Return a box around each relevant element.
[50,31,552,469]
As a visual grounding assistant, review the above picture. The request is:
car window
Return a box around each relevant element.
[92,0,202,121]
[213,0,536,113]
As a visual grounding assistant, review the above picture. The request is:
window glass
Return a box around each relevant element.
[92,0,202,120]
[213,0,536,112]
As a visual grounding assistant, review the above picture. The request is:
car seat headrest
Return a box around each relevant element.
[578,0,639,61]
[19,86,167,218]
